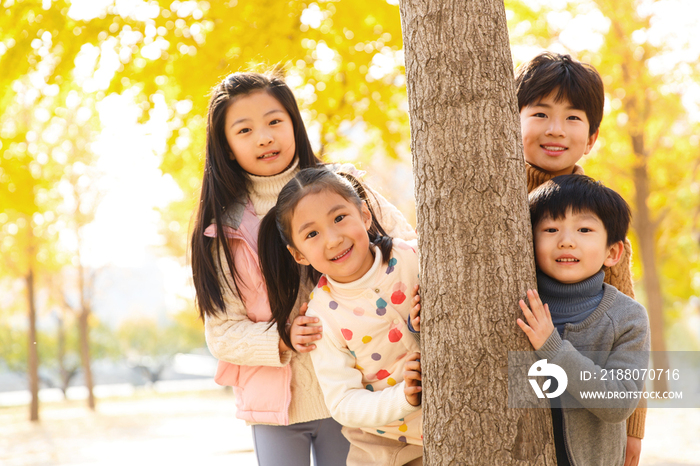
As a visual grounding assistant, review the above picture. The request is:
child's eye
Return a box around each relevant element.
[544,228,558,233]
[238,128,251,134]
[334,215,346,223]
[306,231,318,239]
[534,112,547,118]
[567,115,582,121]
[579,227,592,233]
[270,119,282,125]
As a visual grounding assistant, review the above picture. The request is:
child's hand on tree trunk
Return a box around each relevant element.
[409,284,421,332]
[517,289,555,351]
[404,352,422,406]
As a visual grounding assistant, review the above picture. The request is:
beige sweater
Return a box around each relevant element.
[526,163,646,439]
[204,162,417,425]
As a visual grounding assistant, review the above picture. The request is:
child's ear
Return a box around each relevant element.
[584,128,600,155]
[361,202,372,230]
[287,245,310,266]
[603,240,624,268]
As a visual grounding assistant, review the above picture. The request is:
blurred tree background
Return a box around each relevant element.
[1,0,699,419]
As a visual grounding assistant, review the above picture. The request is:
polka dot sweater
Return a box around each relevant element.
[307,239,423,446]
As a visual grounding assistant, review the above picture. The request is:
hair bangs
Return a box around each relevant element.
[529,175,631,246]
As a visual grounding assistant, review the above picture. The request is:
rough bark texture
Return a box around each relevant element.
[399,0,556,464]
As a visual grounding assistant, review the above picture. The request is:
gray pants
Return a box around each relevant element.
[251,417,350,466]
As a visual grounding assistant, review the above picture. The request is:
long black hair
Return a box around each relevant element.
[259,167,393,350]
[191,71,322,320]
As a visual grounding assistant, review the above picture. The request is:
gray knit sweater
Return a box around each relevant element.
[535,283,651,466]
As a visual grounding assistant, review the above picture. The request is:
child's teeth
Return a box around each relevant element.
[333,249,350,260]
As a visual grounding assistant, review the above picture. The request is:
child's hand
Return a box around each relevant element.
[516,289,554,351]
[290,302,323,353]
[409,284,421,332]
[624,436,641,466]
[403,352,422,406]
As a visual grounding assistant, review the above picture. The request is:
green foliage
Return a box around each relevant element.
[0,305,119,379]
[115,310,204,361]
[0,321,28,373]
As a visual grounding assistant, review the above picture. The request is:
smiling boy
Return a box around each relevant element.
[516,52,603,182]
[518,175,650,466]
[515,52,646,464]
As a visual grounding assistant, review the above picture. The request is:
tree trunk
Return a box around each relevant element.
[56,311,71,396]
[598,5,670,392]
[631,136,669,392]
[26,248,40,422]
[399,0,555,463]
[78,263,96,410]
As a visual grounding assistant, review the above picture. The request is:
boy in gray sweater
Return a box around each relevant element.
[517,175,651,466]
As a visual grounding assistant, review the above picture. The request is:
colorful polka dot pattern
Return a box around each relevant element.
[391,281,407,305]
[376,298,387,316]
[386,257,398,274]
[305,240,422,445]
[366,411,421,446]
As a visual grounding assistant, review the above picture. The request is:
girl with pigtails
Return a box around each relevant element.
[259,168,424,466]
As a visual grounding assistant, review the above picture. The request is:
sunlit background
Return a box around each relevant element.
[2,0,700,464]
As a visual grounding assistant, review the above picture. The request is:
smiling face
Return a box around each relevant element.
[534,209,623,284]
[520,91,599,177]
[224,91,296,176]
[288,191,374,284]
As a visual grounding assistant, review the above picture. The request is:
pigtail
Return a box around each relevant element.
[337,172,394,261]
[259,205,302,351]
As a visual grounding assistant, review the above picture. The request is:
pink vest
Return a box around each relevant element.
[204,200,292,425]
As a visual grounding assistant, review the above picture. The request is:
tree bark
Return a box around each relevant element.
[399,0,555,463]
[26,242,40,422]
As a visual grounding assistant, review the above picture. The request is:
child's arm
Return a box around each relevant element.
[403,352,422,406]
[519,291,650,423]
[205,242,292,367]
[308,308,420,428]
